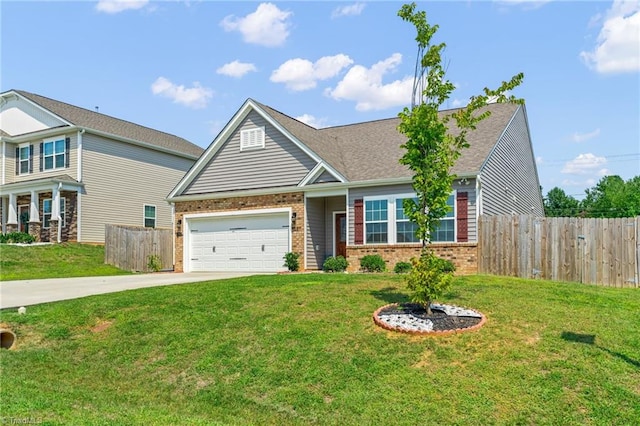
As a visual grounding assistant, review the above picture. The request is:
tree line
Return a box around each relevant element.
[544,175,640,218]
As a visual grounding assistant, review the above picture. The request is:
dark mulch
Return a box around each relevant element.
[378,302,482,332]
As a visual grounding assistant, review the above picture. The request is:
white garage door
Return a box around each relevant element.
[187,213,289,272]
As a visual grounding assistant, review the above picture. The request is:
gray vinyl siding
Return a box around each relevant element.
[4,133,78,184]
[348,183,478,244]
[184,111,318,195]
[305,197,325,270]
[312,170,339,184]
[480,106,544,216]
[305,195,346,269]
[81,133,194,242]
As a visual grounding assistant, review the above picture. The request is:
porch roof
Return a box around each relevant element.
[1,174,83,195]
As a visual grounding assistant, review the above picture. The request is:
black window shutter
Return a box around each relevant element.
[15,147,19,175]
[39,143,44,171]
[65,137,70,168]
[29,145,34,173]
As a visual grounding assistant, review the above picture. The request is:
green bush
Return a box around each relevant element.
[394,261,412,274]
[147,254,162,272]
[405,248,455,314]
[360,254,386,272]
[283,252,300,272]
[0,232,36,244]
[323,256,348,273]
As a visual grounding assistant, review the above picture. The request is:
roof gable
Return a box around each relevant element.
[1,90,203,158]
[0,92,69,136]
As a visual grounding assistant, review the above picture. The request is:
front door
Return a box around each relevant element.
[18,205,30,233]
[335,213,346,258]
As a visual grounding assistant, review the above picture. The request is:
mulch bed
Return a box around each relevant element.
[374,302,486,335]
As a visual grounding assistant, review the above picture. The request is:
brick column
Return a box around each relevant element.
[49,219,59,243]
[6,223,18,233]
[28,222,42,242]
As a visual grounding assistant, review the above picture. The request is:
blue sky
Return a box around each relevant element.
[2,0,639,198]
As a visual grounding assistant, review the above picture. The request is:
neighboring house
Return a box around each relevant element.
[168,99,544,273]
[0,90,203,243]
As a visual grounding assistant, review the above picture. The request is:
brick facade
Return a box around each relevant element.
[345,243,478,275]
[174,192,305,272]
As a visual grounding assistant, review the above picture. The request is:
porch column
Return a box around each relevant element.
[6,193,17,233]
[1,196,7,234]
[50,185,60,243]
[28,190,41,242]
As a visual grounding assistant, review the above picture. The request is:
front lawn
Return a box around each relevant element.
[1,274,638,424]
[0,243,130,281]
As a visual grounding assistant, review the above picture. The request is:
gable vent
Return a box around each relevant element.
[240,127,265,151]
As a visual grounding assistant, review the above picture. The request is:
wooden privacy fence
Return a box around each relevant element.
[478,215,640,288]
[105,224,173,272]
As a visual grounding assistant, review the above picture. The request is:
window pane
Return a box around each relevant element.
[45,156,54,170]
[55,139,65,153]
[397,221,419,243]
[366,222,387,244]
[432,219,454,242]
[144,218,155,228]
[20,161,29,174]
[144,205,156,218]
[44,142,54,155]
[55,154,65,168]
[20,147,29,160]
[43,214,51,228]
[444,194,455,218]
[43,200,52,214]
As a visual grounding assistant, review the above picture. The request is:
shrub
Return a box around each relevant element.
[283,252,300,272]
[394,261,412,274]
[323,256,348,273]
[405,248,456,314]
[0,232,35,244]
[147,254,162,272]
[360,254,386,272]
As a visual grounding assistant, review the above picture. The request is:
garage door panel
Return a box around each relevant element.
[188,213,289,272]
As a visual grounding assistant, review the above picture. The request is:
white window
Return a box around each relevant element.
[430,194,455,242]
[364,192,456,245]
[43,137,66,170]
[144,205,156,228]
[18,144,32,175]
[43,198,66,229]
[365,199,388,243]
[396,197,420,243]
[240,127,265,151]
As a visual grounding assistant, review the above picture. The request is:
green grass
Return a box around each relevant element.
[0,243,130,281]
[1,274,638,425]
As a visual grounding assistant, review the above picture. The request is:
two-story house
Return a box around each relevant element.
[0,90,203,243]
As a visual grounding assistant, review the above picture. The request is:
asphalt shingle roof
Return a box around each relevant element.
[11,90,203,158]
[255,100,520,182]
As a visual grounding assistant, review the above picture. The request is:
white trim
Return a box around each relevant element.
[1,140,5,185]
[182,207,292,273]
[298,163,342,187]
[303,193,308,270]
[332,211,346,257]
[17,142,31,176]
[77,129,84,181]
[2,90,74,127]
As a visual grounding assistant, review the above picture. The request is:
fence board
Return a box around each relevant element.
[478,215,640,288]
[104,224,173,272]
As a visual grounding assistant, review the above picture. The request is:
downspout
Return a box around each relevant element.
[476,175,483,218]
[77,129,85,242]
[171,202,176,270]
[56,182,62,243]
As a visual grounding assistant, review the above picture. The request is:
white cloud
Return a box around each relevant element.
[451,98,466,108]
[295,114,327,128]
[271,54,353,91]
[325,53,413,111]
[95,0,149,14]
[151,77,213,109]
[332,2,366,18]
[221,3,292,47]
[561,153,609,175]
[580,0,640,74]
[570,128,601,143]
[216,60,257,78]
[536,156,543,165]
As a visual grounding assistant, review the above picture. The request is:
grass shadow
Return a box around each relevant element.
[561,331,640,369]
[369,287,410,305]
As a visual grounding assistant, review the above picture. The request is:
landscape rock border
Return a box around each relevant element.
[373,303,487,336]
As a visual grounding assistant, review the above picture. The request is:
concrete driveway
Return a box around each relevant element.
[0,272,260,309]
